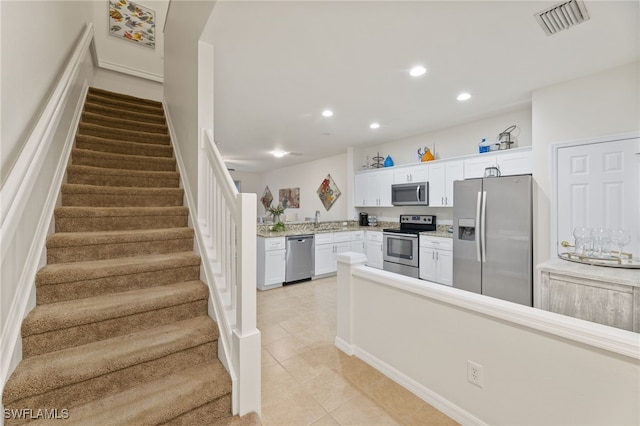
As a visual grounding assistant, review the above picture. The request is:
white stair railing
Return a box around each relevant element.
[197,128,261,416]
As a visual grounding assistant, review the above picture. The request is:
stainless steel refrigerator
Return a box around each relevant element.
[452,175,533,306]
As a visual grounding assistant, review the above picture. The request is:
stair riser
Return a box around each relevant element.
[4,342,217,422]
[79,124,170,146]
[62,191,183,207]
[47,237,194,264]
[55,214,188,232]
[83,103,166,125]
[72,153,176,172]
[23,300,208,357]
[164,394,232,425]
[81,115,168,135]
[37,265,200,304]
[76,137,174,158]
[88,88,163,108]
[85,95,165,116]
[67,171,180,188]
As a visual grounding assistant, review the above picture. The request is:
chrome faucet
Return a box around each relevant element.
[314,210,320,228]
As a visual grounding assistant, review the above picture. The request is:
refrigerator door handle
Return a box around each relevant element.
[481,190,487,262]
[475,191,482,262]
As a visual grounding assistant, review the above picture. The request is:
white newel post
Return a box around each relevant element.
[233,192,261,416]
[335,252,367,356]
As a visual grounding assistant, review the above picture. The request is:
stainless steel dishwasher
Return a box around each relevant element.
[285,235,314,284]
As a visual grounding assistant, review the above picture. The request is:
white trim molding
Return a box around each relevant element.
[98,59,164,83]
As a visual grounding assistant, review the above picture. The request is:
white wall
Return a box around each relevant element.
[531,61,640,269]
[337,259,640,426]
[93,67,163,101]
[259,153,349,222]
[0,0,93,184]
[163,0,216,201]
[91,0,168,82]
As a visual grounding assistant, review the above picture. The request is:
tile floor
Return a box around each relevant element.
[257,276,459,426]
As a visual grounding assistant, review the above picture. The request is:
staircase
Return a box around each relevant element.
[2,88,259,425]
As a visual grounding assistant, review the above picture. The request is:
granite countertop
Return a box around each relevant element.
[257,222,454,238]
[420,229,453,239]
[537,258,640,288]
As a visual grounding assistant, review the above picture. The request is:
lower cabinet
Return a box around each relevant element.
[419,236,452,286]
[366,231,383,269]
[314,232,353,276]
[257,237,286,290]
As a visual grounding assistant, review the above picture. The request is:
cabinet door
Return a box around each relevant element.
[393,167,412,184]
[373,169,394,207]
[436,250,453,286]
[428,163,446,207]
[354,173,368,207]
[366,241,384,269]
[351,240,365,254]
[444,161,464,206]
[315,244,335,276]
[464,155,496,179]
[419,246,437,281]
[264,250,286,285]
[497,150,532,176]
[335,241,351,269]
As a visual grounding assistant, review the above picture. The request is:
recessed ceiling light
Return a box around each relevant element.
[409,66,426,77]
[322,110,333,117]
[457,92,472,101]
[369,122,380,129]
[271,150,289,158]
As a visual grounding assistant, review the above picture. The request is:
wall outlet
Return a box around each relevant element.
[467,360,483,387]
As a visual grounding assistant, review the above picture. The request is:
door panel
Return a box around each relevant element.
[452,179,482,294]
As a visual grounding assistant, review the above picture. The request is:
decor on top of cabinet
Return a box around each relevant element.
[371,152,384,168]
[260,186,273,210]
[279,188,300,209]
[109,0,156,49]
[417,145,435,162]
[383,155,394,167]
[498,125,517,150]
[317,174,341,211]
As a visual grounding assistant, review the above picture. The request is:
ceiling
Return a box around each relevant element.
[208,1,639,173]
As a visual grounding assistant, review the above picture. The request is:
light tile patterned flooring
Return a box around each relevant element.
[257,277,459,425]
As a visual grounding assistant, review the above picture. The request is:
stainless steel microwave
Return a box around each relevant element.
[391,182,429,206]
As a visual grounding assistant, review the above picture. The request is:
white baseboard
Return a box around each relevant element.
[0,81,89,392]
[333,336,354,356]
[98,59,163,83]
[350,344,486,426]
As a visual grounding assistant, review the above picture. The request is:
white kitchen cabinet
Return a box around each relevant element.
[350,231,365,254]
[366,231,384,269]
[315,243,336,276]
[257,237,286,290]
[354,169,393,207]
[464,155,497,179]
[464,148,532,179]
[419,236,453,286]
[393,164,428,184]
[428,160,463,207]
[314,231,355,276]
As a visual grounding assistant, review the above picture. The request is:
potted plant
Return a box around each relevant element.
[267,204,285,223]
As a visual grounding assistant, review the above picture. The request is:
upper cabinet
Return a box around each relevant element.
[464,147,532,179]
[428,160,463,207]
[393,164,429,184]
[354,168,393,207]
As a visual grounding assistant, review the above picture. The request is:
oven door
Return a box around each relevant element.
[383,232,419,267]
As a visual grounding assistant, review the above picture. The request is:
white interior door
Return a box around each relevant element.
[556,138,639,257]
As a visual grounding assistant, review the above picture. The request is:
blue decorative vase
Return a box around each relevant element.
[383,155,394,167]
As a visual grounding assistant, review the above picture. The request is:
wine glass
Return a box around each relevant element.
[591,228,611,258]
[611,229,631,261]
[573,227,591,255]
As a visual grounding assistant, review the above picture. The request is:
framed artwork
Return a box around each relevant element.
[317,174,341,211]
[260,186,273,210]
[279,188,300,209]
[109,0,156,48]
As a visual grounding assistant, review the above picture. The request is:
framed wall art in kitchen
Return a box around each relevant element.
[260,186,273,209]
[317,174,341,211]
[109,0,156,48]
[279,188,300,209]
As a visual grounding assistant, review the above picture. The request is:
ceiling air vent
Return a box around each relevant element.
[535,0,590,36]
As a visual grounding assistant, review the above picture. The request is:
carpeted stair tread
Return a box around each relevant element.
[81,111,168,134]
[67,164,180,188]
[75,134,174,157]
[85,93,165,116]
[2,316,217,408]
[36,362,232,426]
[22,281,209,356]
[83,102,167,124]
[61,184,184,207]
[88,87,164,108]
[71,148,176,172]
[55,206,189,232]
[78,122,170,145]
[46,227,194,263]
[36,252,201,304]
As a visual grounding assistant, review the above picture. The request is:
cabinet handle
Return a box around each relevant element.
[432,252,435,260]
[441,197,444,205]
[436,252,439,261]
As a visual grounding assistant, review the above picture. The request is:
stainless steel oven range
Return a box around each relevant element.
[383,214,436,278]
